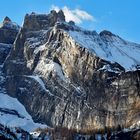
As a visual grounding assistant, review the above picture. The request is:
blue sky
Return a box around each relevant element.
[0,0,140,43]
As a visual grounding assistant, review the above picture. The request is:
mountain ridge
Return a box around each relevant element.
[0,10,140,136]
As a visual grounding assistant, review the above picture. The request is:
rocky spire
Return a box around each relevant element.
[57,10,65,22]
[49,10,65,23]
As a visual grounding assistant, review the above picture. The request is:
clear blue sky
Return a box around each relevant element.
[0,0,140,43]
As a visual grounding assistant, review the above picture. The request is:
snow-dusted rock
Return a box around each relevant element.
[0,43,11,64]
[2,10,140,131]
[0,93,47,132]
[0,16,20,44]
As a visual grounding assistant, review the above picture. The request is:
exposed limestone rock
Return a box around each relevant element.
[3,10,140,131]
[23,10,65,31]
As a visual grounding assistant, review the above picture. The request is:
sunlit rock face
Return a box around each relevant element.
[3,10,140,131]
[23,10,65,31]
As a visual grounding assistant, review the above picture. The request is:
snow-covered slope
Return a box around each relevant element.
[0,65,47,132]
[0,93,47,132]
[68,29,140,71]
[34,58,66,81]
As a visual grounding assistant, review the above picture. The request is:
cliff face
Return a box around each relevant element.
[3,10,140,130]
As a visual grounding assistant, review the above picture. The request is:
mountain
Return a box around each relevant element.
[0,10,140,137]
[0,16,20,64]
[0,17,47,133]
[0,16,20,44]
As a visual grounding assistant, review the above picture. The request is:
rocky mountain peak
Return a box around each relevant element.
[3,16,11,23]
[99,30,116,37]
[0,16,20,31]
[99,30,127,45]
[57,10,65,22]
[0,17,20,44]
[1,10,140,136]
[23,10,66,31]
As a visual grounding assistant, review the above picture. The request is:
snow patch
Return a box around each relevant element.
[130,120,140,129]
[34,44,46,54]
[27,75,47,92]
[34,59,65,81]
[30,131,41,138]
[25,75,54,96]
[98,64,121,73]
[0,93,47,132]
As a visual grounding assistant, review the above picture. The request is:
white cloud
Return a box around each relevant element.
[51,5,96,24]
[51,5,60,13]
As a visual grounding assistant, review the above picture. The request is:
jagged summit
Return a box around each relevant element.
[0,10,140,135]
[3,16,11,23]
[6,9,139,71]
[57,10,65,22]
[0,16,20,31]
[23,10,67,31]
[22,10,101,36]
[0,17,20,44]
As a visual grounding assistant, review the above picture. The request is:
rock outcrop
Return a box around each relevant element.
[2,10,140,131]
[23,10,65,31]
[0,16,20,44]
[0,43,11,64]
[0,17,20,64]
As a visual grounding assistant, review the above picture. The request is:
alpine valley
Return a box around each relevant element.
[0,10,140,140]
